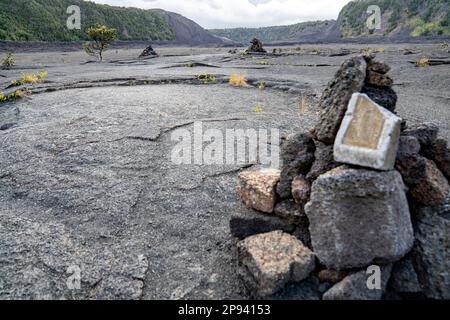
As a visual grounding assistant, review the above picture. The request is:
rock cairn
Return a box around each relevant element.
[233,54,450,300]
[138,45,158,59]
[246,38,267,54]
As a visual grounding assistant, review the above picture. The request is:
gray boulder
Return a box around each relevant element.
[412,196,450,299]
[390,257,422,294]
[323,265,392,300]
[305,167,414,270]
[237,231,315,298]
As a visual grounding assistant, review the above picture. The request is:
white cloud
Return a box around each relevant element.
[90,0,352,29]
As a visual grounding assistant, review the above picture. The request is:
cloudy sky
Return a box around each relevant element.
[90,0,353,29]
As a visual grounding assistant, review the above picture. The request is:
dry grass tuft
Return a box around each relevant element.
[416,57,430,67]
[229,74,248,87]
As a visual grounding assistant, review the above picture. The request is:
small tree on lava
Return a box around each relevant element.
[83,24,117,62]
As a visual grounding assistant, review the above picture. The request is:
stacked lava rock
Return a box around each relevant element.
[232,54,450,300]
[138,45,158,59]
[245,38,267,54]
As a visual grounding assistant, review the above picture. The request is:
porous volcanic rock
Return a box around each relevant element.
[409,158,450,206]
[245,38,267,53]
[322,265,393,300]
[273,199,304,225]
[306,141,339,182]
[361,85,397,112]
[367,60,391,74]
[138,45,158,58]
[276,133,315,199]
[230,209,295,240]
[315,56,367,144]
[365,71,394,88]
[402,122,439,154]
[422,138,450,180]
[237,231,315,297]
[389,257,422,294]
[237,169,280,213]
[412,196,450,299]
[291,175,311,206]
[305,167,414,270]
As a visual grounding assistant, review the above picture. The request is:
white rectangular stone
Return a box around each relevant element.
[334,93,402,171]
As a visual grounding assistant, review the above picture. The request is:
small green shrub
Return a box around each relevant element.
[1,53,14,70]
[196,74,217,85]
[0,89,31,103]
[83,24,118,61]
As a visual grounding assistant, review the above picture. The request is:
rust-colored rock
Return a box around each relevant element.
[237,169,280,213]
[237,231,315,297]
[291,175,311,206]
[365,71,394,88]
[319,269,348,284]
[409,158,450,206]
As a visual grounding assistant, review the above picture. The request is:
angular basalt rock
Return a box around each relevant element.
[280,132,316,166]
[291,175,311,206]
[402,122,439,154]
[237,169,280,213]
[138,45,158,58]
[390,257,422,294]
[245,38,267,54]
[315,56,367,145]
[230,209,295,240]
[273,199,311,248]
[361,85,397,113]
[409,158,450,206]
[395,136,427,186]
[237,231,315,297]
[305,167,414,270]
[276,133,315,199]
[397,135,421,155]
[306,141,339,182]
[334,93,402,171]
[273,199,304,225]
[412,197,450,299]
[367,60,391,74]
[365,70,394,88]
[423,138,450,180]
[271,275,325,300]
[396,153,427,186]
[322,265,393,300]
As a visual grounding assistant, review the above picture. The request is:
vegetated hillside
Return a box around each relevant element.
[211,0,450,43]
[0,0,226,44]
[0,0,174,41]
[337,0,450,38]
[210,20,336,43]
